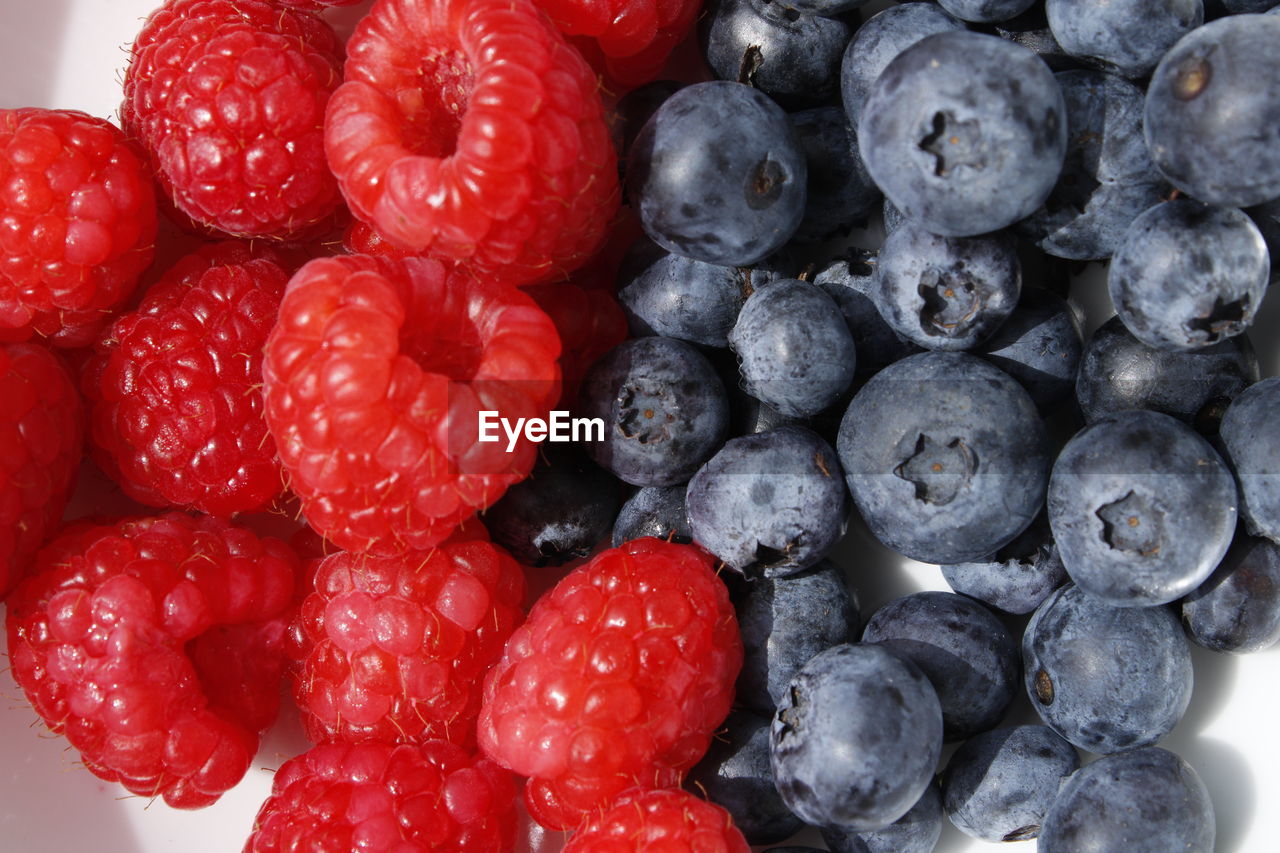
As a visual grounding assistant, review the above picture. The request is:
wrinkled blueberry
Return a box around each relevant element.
[976,287,1083,411]
[942,512,1068,615]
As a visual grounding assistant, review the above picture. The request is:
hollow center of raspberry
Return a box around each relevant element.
[401,320,483,382]
[401,50,474,159]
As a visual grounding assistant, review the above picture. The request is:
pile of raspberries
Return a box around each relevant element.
[0,0,750,849]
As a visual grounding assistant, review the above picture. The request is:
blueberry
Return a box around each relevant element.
[861,591,1019,740]
[728,278,857,418]
[941,512,1068,615]
[484,446,622,566]
[859,30,1068,237]
[788,107,881,244]
[821,783,943,853]
[1144,14,1280,207]
[937,0,1036,24]
[770,643,943,831]
[1248,197,1280,284]
[839,3,966,126]
[686,709,804,845]
[975,287,1083,411]
[837,351,1051,565]
[613,79,684,162]
[1039,747,1215,852]
[993,6,1078,71]
[686,425,847,578]
[701,0,852,110]
[1220,377,1280,541]
[627,80,807,266]
[812,250,922,383]
[735,560,859,713]
[580,337,729,486]
[1018,70,1170,261]
[1109,199,1269,351]
[882,196,907,234]
[1022,584,1193,754]
[1075,315,1259,433]
[941,725,1080,843]
[1046,0,1202,79]
[610,485,692,547]
[1182,532,1280,654]
[873,221,1022,351]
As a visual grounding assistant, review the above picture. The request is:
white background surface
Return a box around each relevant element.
[2,1,1279,851]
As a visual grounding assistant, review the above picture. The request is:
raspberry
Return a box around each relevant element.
[245,740,518,852]
[477,538,741,830]
[542,0,703,90]
[291,537,526,747]
[5,512,299,808]
[262,254,561,555]
[83,242,289,517]
[0,108,158,347]
[325,0,620,285]
[525,282,627,410]
[562,788,752,853]
[122,0,344,240]
[0,342,83,596]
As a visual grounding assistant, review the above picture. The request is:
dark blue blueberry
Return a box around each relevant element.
[942,512,1068,615]
[728,278,857,418]
[580,337,729,487]
[1182,532,1280,654]
[1075,315,1260,433]
[1018,70,1170,261]
[837,351,1051,564]
[1046,0,1202,78]
[941,725,1080,842]
[1022,584,1193,754]
[612,79,684,162]
[617,238,779,348]
[976,287,1083,411]
[1048,409,1237,607]
[788,107,881,244]
[1144,15,1280,207]
[812,249,922,384]
[1039,747,1215,852]
[821,783,943,853]
[839,2,965,126]
[701,0,852,109]
[686,425,847,578]
[686,709,804,845]
[874,221,1022,351]
[1220,377,1280,541]
[937,0,1036,24]
[735,560,859,713]
[1109,200,1269,351]
[770,643,943,831]
[627,80,807,266]
[610,485,692,547]
[484,446,622,566]
[859,30,1068,237]
[861,591,1018,740]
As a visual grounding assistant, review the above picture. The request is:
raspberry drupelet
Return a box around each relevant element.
[478,537,742,830]
[538,0,704,90]
[563,787,752,853]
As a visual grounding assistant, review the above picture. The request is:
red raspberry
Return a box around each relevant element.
[262,254,561,555]
[0,342,83,596]
[0,108,158,347]
[5,512,299,808]
[325,0,621,285]
[542,0,703,90]
[291,537,526,747]
[83,242,289,517]
[563,788,752,853]
[477,538,741,830]
[245,740,518,852]
[122,0,344,240]
[525,282,627,410]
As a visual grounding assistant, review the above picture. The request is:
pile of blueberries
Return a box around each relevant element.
[488,2,1280,850]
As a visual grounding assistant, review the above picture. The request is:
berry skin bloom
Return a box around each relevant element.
[325,0,620,285]
[262,254,560,555]
[478,538,742,830]
[5,512,299,808]
[562,788,752,853]
[83,242,288,518]
[0,341,83,596]
[122,0,343,240]
[291,536,526,748]
[245,740,518,853]
[0,108,157,347]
